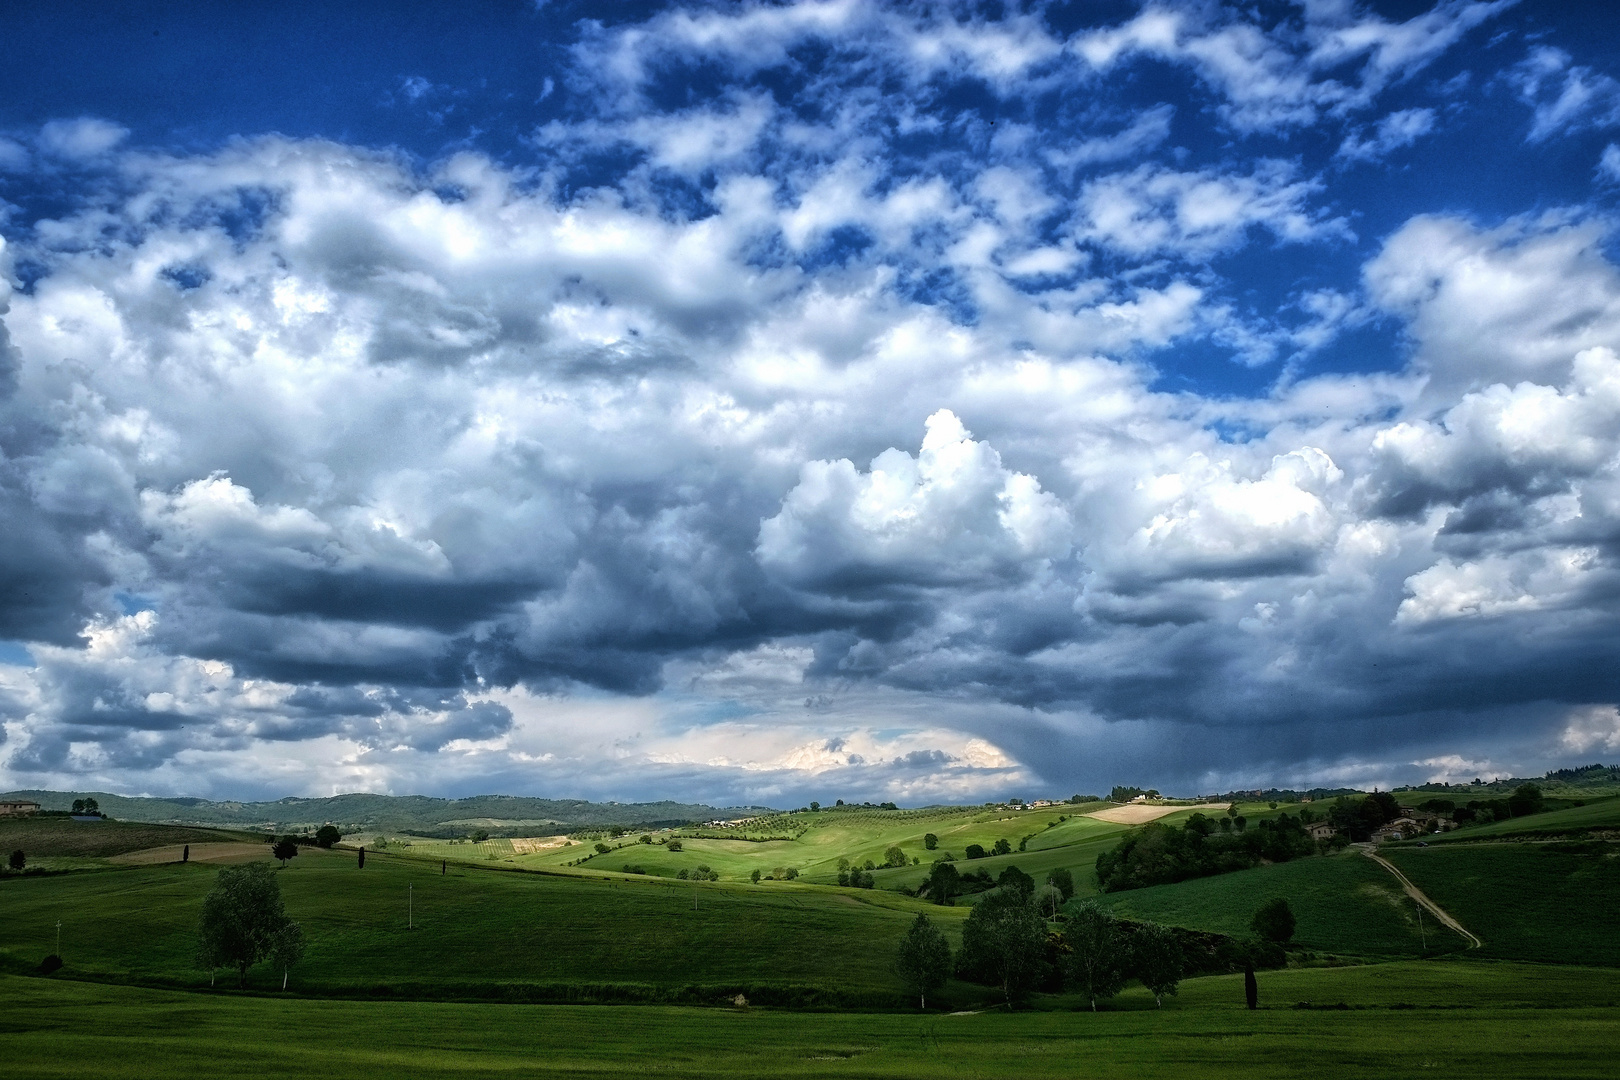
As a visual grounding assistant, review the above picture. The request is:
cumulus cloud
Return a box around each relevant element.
[0,1,1614,803]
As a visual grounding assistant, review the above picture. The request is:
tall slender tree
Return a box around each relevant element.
[894,912,952,1009]
[1063,900,1127,1011]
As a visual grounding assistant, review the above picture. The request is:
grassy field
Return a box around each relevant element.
[1089,850,1469,956]
[0,817,247,862]
[1,963,1617,1079]
[1430,795,1620,842]
[0,844,969,1001]
[1382,842,1620,965]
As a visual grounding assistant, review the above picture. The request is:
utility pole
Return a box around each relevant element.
[56,920,61,957]
[409,883,414,930]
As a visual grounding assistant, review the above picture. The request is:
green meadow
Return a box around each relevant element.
[1430,794,1620,842]
[2,964,1618,1079]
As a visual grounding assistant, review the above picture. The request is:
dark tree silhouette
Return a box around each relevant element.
[1251,897,1296,944]
[924,861,960,905]
[357,846,365,869]
[957,890,1047,1006]
[8,849,23,871]
[314,825,341,849]
[272,839,299,867]
[1245,962,1258,1009]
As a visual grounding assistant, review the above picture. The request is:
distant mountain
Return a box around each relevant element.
[0,790,778,837]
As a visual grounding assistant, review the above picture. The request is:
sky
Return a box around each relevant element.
[2,0,1620,806]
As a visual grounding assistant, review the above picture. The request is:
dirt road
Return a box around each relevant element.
[1360,845,1483,949]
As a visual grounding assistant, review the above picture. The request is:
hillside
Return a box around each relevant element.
[0,790,780,836]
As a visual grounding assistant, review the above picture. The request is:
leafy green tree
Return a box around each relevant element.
[925,861,960,905]
[996,865,1034,898]
[1508,784,1545,817]
[809,801,820,811]
[271,838,299,867]
[665,839,682,851]
[957,890,1048,1006]
[270,921,306,990]
[197,862,294,986]
[883,844,907,868]
[314,825,341,849]
[1251,897,1296,944]
[1034,883,1064,917]
[8,849,23,872]
[1045,868,1074,901]
[894,912,952,1009]
[991,838,1012,856]
[964,844,987,860]
[594,842,611,854]
[923,832,938,850]
[1132,923,1183,1007]
[1063,900,1127,1010]
[750,869,761,884]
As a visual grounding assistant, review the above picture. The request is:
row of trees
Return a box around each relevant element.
[1095,812,1317,891]
[898,888,1298,1010]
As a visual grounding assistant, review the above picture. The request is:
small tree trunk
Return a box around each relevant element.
[282,969,288,990]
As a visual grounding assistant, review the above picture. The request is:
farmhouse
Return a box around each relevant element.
[0,799,40,817]
[1307,822,1335,841]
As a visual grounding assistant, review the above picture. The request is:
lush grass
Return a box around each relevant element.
[1382,842,1620,965]
[0,817,245,860]
[1090,851,1469,957]
[1430,795,1620,842]
[0,846,968,999]
[2,964,1618,1079]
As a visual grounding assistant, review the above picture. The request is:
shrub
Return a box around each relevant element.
[594,842,611,854]
[677,869,690,879]
[8,849,24,872]
[1251,897,1296,944]
[639,834,652,844]
[751,869,762,883]
[965,844,987,860]
[992,838,1012,856]
[38,954,63,974]
[666,839,682,852]
[923,833,938,850]
[883,845,907,868]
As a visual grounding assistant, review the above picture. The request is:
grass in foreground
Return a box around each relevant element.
[1,963,1617,1079]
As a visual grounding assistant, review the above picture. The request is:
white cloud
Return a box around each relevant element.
[1075,161,1350,259]
[1337,107,1436,161]
[1558,705,1620,755]
[37,117,129,159]
[1510,46,1620,143]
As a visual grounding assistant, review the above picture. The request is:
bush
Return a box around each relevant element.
[1251,897,1296,944]
[883,845,907,868]
[594,842,611,854]
[666,839,682,852]
[8,849,24,872]
[38,954,62,975]
[964,844,987,860]
[992,838,1012,856]
[923,833,938,850]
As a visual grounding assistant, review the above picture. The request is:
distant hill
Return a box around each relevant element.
[0,790,778,837]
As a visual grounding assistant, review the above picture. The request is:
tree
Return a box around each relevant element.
[957,890,1048,1006]
[991,838,1012,856]
[750,869,761,884]
[71,799,85,813]
[924,861,960,906]
[895,913,952,1009]
[272,838,299,867]
[1132,923,1183,1007]
[923,833,938,850]
[8,849,23,872]
[594,842,611,854]
[357,846,365,869]
[314,825,341,849]
[1063,900,1127,1011]
[197,862,294,986]
[1045,868,1075,902]
[996,865,1034,898]
[883,844,907,868]
[1508,783,1545,817]
[1244,962,1258,1009]
[269,921,306,990]
[1251,897,1295,944]
[810,801,820,811]
[182,844,189,863]
[964,844,987,860]
[666,839,682,852]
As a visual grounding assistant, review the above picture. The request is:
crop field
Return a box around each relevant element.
[2,963,1618,1079]
[1381,842,1620,965]
[1089,849,1469,956]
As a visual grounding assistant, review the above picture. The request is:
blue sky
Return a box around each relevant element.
[3,1,1620,805]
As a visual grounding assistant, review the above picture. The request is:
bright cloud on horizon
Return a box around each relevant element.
[2,1,1620,806]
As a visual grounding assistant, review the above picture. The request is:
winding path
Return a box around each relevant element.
[1359,845,1483,950]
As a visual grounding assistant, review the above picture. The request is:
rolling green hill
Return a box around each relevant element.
[1429,795,1620,842]
[0,817,250,861]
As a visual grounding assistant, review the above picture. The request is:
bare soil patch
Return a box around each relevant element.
[508,836,572,855]
[1085,804,1223,824]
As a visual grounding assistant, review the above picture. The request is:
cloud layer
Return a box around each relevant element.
[2,1,1619,803]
